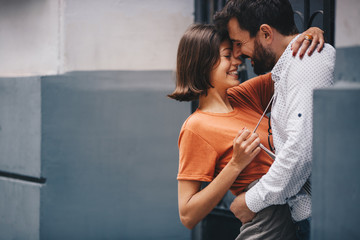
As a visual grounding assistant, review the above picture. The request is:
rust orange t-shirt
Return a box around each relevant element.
[177,73,274,196]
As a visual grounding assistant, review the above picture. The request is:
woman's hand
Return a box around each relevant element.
[230,128,261,169]
[177,128,260,230]
[291,27,325,58]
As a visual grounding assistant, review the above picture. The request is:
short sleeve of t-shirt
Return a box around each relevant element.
[177,128,218,182]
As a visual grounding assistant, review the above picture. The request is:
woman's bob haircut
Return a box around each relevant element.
[168,24,229,102]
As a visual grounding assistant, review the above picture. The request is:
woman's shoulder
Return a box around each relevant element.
[181,110,208,132]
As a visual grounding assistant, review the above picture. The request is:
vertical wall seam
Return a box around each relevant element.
[57,0,65,74]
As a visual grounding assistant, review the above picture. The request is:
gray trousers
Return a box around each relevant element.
[235,204,297,240]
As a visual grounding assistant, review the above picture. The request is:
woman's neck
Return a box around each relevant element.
[198,88,233,113]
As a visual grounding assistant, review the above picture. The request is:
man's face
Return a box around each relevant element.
[227,17,276,75]
[227,18,255,61]
[252,37,277,75]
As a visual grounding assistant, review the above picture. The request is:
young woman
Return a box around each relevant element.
[168,24,324,238]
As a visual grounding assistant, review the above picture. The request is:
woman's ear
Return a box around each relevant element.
[259,24,273,44]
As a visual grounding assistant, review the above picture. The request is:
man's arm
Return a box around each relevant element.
[231,45,335,222]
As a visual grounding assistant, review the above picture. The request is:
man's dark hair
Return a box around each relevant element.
[214,0,299,38]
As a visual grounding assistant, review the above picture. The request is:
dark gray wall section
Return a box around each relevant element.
[334,46,360,83]
[0,77,41,177]
[312,83,360,240]
[40,71,190,239]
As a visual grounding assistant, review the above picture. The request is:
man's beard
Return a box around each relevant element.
[252,38,277,75]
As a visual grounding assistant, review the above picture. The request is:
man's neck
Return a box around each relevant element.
[273,34,298,62]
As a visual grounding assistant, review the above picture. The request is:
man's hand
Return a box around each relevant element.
[230,192,256,224]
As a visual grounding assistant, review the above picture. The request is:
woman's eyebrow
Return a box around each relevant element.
[220,47,232,52]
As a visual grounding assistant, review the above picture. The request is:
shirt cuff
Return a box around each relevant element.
[245,185,271,213]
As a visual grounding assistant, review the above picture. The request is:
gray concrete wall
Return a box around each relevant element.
[0,71,191,239]
[0,77,41,177]
[312,0,360,239]
[0,0,194,239]
[0,178,41,240]
[312,84,360,239]
[39,71,190,239]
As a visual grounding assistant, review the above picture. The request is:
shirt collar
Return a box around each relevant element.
[271,34,300,82]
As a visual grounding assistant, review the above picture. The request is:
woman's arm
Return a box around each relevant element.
[178,129,261,229]
[228,73,274,114]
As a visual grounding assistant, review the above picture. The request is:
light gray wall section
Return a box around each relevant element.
[0,77,41,177]
[335,0,360,48]
[63,0,194,72]
[0,177,41,240]
[0,0,194,77]
[312,83,360,240]
[0,0,59,77]
[40,71,190,239]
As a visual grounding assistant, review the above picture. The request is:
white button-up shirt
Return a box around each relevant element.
[245,35,336,221]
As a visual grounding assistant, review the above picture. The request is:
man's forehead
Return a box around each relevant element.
[227,18,250,40]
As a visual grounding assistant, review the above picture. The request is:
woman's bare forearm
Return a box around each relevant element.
[178,160,245,229]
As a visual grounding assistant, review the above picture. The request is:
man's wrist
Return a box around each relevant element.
[245,186,270,213]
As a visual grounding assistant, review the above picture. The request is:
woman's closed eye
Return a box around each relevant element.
[222,50,233,59]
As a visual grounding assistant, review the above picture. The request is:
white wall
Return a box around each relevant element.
[0,0,194,77]
[0,0,60,77]
[334,0,360,83]
[335,0,360,48]
[64,0,193,72]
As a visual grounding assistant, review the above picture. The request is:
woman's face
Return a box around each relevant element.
[210,40,242,91]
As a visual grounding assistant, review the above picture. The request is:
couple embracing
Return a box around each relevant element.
[169,1,335,239]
